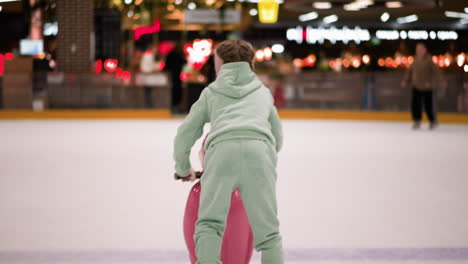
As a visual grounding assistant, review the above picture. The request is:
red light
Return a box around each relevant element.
[104,59,118,73]
[0,54,4,76]
[122,71,131,81]
[343,59,351,68]
[158,61,166,71]
[303,54,316,67]
[95,60,103,74]
[4,52,14,60]
[302,28,307,44]
[437,59,444,68]
[180,72,190,82]
[134,19,161,41]
[116,67,123,78]
[385,57,393,68]
[183,43,192,57]
[378,58,385,67]
[329,60,336,69]
[158,41,174,56]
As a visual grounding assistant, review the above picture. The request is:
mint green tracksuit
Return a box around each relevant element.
[174,62,284,264]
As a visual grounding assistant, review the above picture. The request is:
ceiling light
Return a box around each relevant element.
[323,14,338,24]
[386,1,402,8]
[124,0,132,4]
[344,3,361,11]
[380,12,390,22]
[175,0,183,4]
[313,2,332,9]
[0,6,2,12]
[0,0,21,2]
[249,8,258,16]
[397,14,418,24]
[187,2,196,10]
[299,11,318,22]
[445,11,468,19]
[272,44,284,53]
[356,0,374,7]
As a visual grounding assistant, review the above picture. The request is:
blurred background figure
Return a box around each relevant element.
[200,52,216,85]
[165,43,186,114]
[140,45,158,108]
[401,43,446,130]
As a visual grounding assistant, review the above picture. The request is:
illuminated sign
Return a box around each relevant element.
[288,26,459,44]
[375,30,458,40]
[184,39,213,70]
[19,39,43,56]
[184,9,240,24]
[134,19,161,41]
[287,26,370,44]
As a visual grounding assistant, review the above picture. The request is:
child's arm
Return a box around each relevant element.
[268,105,283,152]
[173,91,209,177]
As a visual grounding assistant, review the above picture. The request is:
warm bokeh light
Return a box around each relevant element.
[352,57,361,68]
[378,58,385,67]
[263,47,273,60]
[303,54,316,67]
[258,0,279,23]
[362,54,370,65]
[255,50,265,62]
[343,58,351,68]
[456,53,465,67]
[293,58,302,68]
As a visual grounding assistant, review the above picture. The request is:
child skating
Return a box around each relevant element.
[174,40,284,264]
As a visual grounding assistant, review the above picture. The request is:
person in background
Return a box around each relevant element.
[200,53,216,85]
[140,45,158,108]
[401,42,446,130]
[165,43,186,113]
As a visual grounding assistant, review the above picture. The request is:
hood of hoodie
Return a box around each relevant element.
[208,61,262,99]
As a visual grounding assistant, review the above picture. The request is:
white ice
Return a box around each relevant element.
[1,120,468,264]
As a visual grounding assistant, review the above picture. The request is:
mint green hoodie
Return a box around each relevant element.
[174,62,283,176]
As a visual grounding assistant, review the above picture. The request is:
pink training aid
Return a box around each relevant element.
[183,133,254,264]
[183,183,254,264]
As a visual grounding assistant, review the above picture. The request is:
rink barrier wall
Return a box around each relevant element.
[0,110,468,123]
[0,110,172,119]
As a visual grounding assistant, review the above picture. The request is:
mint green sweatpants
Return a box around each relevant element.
[194,138,284,264]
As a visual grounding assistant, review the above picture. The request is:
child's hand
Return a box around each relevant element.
[182,168,197,182]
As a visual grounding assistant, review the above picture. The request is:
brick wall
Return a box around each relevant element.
[56,0,94,73]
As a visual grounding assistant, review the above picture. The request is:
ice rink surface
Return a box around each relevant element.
[1,119,468,264]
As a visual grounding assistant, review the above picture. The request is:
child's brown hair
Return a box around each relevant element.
[215,40,255,70]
